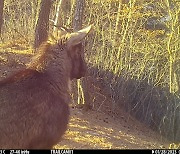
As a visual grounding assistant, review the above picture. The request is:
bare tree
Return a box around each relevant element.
[73,0,85,31]
[53,0,63,32]
[0,0,4,35]
[34,0,53,48]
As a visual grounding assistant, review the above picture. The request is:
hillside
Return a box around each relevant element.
[55,106,170,149]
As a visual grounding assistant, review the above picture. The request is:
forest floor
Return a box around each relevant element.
[55,106,171,149]
[0,46,173,149]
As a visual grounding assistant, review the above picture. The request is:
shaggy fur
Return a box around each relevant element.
[0,26,91,149]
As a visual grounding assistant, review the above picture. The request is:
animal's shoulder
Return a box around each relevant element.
[0,69,40,87]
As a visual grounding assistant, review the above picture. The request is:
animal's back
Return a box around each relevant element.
[0,70,69,149]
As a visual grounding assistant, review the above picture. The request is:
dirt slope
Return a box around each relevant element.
[55,106,171,149]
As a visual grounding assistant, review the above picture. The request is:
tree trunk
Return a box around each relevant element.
[62,0,71,25]
[73,0,91,110]
[53,0,63,32]
[0,0,4,35]
[34,0,52,48]
[73,0,85,31]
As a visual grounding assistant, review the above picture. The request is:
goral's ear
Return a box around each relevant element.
[67,25,92,50]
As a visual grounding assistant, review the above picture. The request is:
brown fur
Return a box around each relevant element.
[0,28,89,149]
